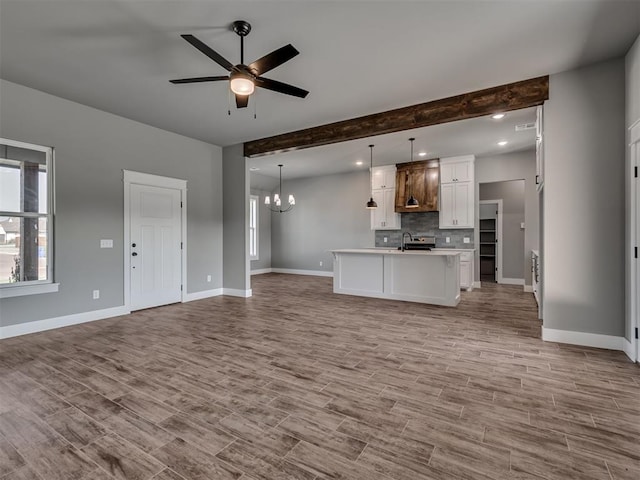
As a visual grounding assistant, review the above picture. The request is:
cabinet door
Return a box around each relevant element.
[370,190,386,230]
[460,260,471,289]
[536,137,544,192]
[440,163,456,183]
[383,188,400,229]
[439,183,456,228]
[441,161,472,183]
[371,166,396,190]
[383,169,396,189]
[453,182,473,227]
[453,162,473,182]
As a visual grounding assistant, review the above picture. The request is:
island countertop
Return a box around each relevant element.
[330,248,461,256]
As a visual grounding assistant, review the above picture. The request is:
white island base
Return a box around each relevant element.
[331,249,461,307]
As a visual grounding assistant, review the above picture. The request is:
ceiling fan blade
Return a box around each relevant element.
[248,44,299,76]
[169,76,229,84]
[235,94,249,109]
[255,76,309,98]
[181,34,233,71]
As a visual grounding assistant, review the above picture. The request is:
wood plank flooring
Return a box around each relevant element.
[0,273,638,480]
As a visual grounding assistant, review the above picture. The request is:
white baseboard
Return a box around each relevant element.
[271,268,333,277]
[622,338,637,362]
[523,285,533,293]
[500,278,525,286]
[542,326,625,352]
[251,268,272,275]
[0,305,130,340]
[223,288,252,298]
[184,288,223,302]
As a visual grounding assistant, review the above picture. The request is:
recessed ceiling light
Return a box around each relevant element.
[249,167,260,171]
[492,113,505,120]
[497,140,508,146]
[356,161,363,166]
[418,151,427,157]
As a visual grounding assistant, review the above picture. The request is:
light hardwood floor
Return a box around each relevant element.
[0,273,638,480]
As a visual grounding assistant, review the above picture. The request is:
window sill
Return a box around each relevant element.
[0,283,60,299]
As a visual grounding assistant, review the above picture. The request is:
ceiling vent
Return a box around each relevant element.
[515,122,536,132]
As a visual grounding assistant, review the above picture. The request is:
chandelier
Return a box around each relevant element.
[265,164,295,213]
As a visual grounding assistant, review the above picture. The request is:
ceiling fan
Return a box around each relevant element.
[170,20,309,109]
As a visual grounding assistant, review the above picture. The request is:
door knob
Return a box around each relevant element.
[132,252,138,256]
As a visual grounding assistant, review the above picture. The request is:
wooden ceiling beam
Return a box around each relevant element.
[243,75,548,158]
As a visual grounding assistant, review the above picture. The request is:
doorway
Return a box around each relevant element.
[123,170,186,311]
[479,180,526,286]
[479,200,502,283]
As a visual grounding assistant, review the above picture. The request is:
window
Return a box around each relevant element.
[249,195,259,260]
[0,138,57,298]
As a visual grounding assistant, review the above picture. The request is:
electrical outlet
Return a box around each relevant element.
[92,290,100,299]
[207,275,211,282]
[383,237,388,243]
[446,237,450,243]
[319,261,323,267]
[463,237,470,244]
[100,239,113,248]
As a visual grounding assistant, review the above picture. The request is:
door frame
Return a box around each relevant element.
[479,199,503,284]
[123,170,187,310]
[630,120,640,362]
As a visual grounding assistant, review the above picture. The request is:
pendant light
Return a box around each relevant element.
[366,144,378,209]
[405,137,419,208]
[265,164,295,213]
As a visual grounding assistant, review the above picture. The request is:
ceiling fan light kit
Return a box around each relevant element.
[170,20,308,109]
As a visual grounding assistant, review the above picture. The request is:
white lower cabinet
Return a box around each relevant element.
[437,249,475,291]
[371,188,400,230]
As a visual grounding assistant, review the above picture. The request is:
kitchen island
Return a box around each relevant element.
[330,248,461,307]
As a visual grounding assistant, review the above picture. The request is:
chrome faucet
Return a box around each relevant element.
[401,231,413,251]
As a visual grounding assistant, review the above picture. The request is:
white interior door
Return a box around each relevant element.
[130,183,182,311]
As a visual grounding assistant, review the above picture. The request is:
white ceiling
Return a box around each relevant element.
[1,0,639,176]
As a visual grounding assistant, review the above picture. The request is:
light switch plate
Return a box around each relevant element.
[463,237,470,244]
[100,239,113,248]
[446,237,450,243]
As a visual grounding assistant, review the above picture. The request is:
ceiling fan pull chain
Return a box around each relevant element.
[254,91,257,119]
[227,88,231,116]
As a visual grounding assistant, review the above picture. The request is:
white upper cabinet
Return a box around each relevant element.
[439,156,475,229]
[371,166,400,230]
[440,156,474,183]
[535,105,544,192]
[371,166,396,190]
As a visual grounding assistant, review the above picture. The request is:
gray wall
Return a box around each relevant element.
[626,34,640,342]
[475,150,538,285]
[271,171,374,272]
[544,57,625,337]
[222,144,250,292]
[627,34,640,128]
[0,80,223,327]
[480,180,525,280]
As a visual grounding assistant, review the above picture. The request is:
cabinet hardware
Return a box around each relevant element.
[535,175,539,184]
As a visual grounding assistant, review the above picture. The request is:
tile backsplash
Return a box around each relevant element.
[374,212,474,249]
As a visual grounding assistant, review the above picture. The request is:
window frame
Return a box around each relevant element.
[0,138,58,298]
[249,195,259,261]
